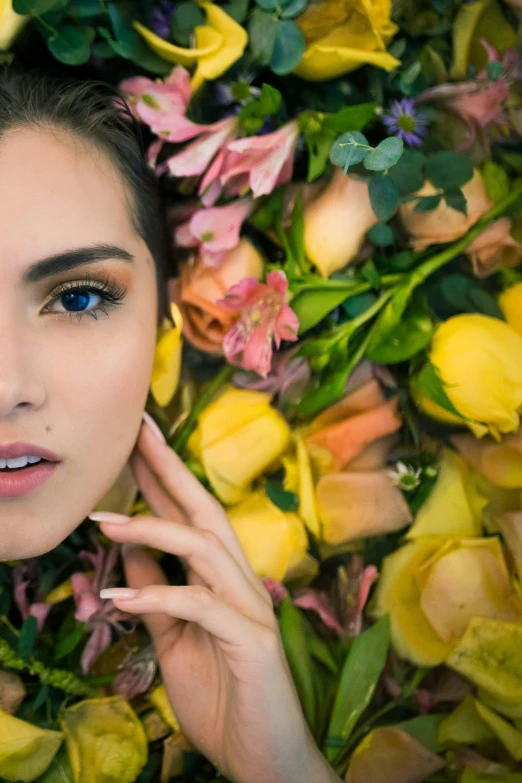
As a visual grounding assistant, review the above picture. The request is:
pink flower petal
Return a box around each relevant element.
[80,622,112,675]
[167,118,238,177]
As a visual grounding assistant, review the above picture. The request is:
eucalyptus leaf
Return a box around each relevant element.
[68,0,103,18]
[47,25,91,65]
[369,173,399,221]
[13,0,58,14]
[323,103,376,134]
[444,187,467,215]
[170,1,205,48]
[222,0,249,23]
[324,615,390,761]
[279,598,316,730]
[414,194,442,212]
[426,151,473,190]
[389,149,426,194]
[330,131,370,170]
[249,8,278,66]
[280,0,308,18]
[255,0,277,8]
[364,136,404,172]
[271,20,305,75]
[368,222,395,247]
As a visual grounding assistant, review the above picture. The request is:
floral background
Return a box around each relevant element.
[2,0,522,781]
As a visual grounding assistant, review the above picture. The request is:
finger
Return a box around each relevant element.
[120,545,181,649]
[136,424,270,603]
[99,516,273,624]
[130,450,186,525]
[108,584,278,655]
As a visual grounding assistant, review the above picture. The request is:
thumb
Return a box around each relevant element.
[121,545,180,648]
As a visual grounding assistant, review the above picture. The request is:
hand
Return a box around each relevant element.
[93,418,341,783]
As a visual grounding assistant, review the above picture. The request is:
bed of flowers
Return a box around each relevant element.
[2,0,522,781]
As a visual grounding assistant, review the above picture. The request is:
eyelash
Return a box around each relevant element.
[42,272,128,323]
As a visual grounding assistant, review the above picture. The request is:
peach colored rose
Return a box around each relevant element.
[170,238,264,354]
[467,217,522,277]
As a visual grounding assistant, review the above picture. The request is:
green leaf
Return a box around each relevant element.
[367,295,434,364]
[222,0,249,23]
[255,0,277,8]
[483,161,510,204]
[486,60,503,80]
[364,136,404,172]
[54,625,85,661]
[289,193,307,273]
[37,746,75,783]
[414,194,442,212]
[444,187,467,216]
[170,1,205,47]
[410,361,464,419]
[366,276,418,351]
[292,286,360,333]
[103,29,171,74]
[394,714,445,754]
[360,259,381,289]
[428,273,504,320]
[369,173,399,221]
[368,222,395,247]
[258,83,282,115]
[306,130,335,181]
[325,616,391,761]
[389,149,426,194]
[248,8,277,66]
[265,478,299,512]
[67,0,103,17]
[19,616,38,660]
[13,0,58,13]
[330,131,370,171]
[279,598,316,730]
[280,0,308,18]
[47,25,91,65]
[304,626,339,674]
[270,20,305,75]
[426,151,474,190]
[322,103,376,134]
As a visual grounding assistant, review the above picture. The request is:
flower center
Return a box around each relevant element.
[397,113,417,133]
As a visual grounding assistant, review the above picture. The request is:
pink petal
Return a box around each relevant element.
[275,303,299,343]
[164,65,192,108]
[293,591,345,634]
[167,118,238,176]
[218,277,263,311]
[80,623,112,675]
[189,199,252,253]
[223,322,247,360]
[175,221,198,248]
[241,325,272,377]
[29,603,52,634]
[266,269,288,297]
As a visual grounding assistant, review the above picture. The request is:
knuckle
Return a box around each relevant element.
[189,585,215,608]
[255,625,281,657]
[199,528,221,552]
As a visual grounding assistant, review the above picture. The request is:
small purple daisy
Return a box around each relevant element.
[382,98,429,147]
[149,1,175,40]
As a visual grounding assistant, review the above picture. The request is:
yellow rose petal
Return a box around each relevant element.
[474,699,522,761]
[438,694,495,746]
[0,711,63,783]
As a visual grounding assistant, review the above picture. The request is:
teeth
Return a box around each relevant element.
[0,456,43,469]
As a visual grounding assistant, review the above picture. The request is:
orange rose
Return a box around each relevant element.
[171,239,264,354]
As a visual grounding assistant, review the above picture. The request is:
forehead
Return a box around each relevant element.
[0,127,140,269]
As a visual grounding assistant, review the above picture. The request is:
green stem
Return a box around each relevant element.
[291,273,402,295]
[171,364,232,453]
[1,616,20,638]
[275,217,296,279]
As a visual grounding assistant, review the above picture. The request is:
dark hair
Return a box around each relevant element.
[0,66,171,326]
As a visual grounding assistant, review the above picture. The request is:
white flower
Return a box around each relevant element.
[389,462,422,492]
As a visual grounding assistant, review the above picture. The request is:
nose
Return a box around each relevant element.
[0,318,46,418]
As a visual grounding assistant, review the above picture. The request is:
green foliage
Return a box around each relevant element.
[170,1,205,48]
[265,477,299,511]
[410,360,464,419]
[238,83,282,133]
[368,223,395,246]
[369,173,399,221]
[425,151,474,191]
[249,0,307,74]
[248,8,278,66]
[363,137,404,171]
[13,0,58,13]
[279,598,316,731]
[483,161,510,204]
[367,295,434,364]
[303,104,376,181]
[19,616,38,660]
[47,25,91,65]
[330,131,373,171]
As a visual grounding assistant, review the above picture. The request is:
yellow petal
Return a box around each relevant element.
[149,684,180,734]
[0,4,28,51]
[294,432,321,537]
[60,696,148,783]
[0,710,63,783]
[478,688,522,719]
[372,538,452,666]
[450,0,485,79]
[438,694,495,746]
[132,20,218,66]
[150,303,183,408]
[227,490,308,581]
[446,617,522,705]
[294,39,400,81]
[474,699,522,760]
[346,726,444,783]
[44,578,73,604]
[408,449,485,539]
[195,2,248,81]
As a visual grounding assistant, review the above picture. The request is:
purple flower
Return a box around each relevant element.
[150,0,175,39]
[382,98,429,147]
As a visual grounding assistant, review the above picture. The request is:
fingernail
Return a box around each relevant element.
[88,511,131,524]
[142,411,166,444]
[121,542,143,558]
[100,588,139,600]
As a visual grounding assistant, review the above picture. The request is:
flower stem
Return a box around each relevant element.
[171,364,232,453]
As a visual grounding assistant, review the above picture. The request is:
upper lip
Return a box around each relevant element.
[0,442,60,461]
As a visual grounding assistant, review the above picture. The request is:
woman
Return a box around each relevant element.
[0,70,341,783]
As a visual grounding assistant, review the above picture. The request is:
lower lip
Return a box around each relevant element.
[0,461,60,498]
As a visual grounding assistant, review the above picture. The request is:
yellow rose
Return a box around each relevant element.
[134,1,247,92]
[227,490,309,581]
[150,303,183,408]
[500,282,522,339]
[372,535,521,666]
[293,0,400,81]
[407,449,486,539]
[425,314,522,439]
[0,711,63,782]
[303,170,378,278]
[0,2,28,51]
[345,726,444,783]
[188,388,290,504]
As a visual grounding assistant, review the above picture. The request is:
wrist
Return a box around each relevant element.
[301,744,343,783]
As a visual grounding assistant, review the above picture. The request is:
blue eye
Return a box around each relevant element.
[43,275,128,322]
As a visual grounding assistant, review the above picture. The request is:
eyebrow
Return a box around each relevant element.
[23,243,135,283]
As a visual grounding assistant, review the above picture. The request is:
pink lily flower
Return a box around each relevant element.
[71,538,136,675]
[175,198,253,268]
[233,346,311,411]
[417,40,520,151]
[218,270,299,378]
[13,560,52,634]
[221,120,300,198]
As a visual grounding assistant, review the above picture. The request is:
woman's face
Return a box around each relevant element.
[0,127,158,560]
